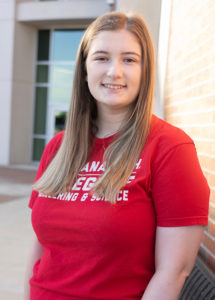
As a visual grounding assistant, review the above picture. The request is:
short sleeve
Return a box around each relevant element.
[151,143,210,227]
[28,132,64,209]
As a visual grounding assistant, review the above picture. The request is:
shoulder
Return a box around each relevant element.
[147,115,194,152]
[147,117,209,227]
[46,131,65,152]
[41,131,65,167]
[141,115,196,165]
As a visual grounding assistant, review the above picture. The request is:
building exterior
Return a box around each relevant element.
[0,0,112,166]
[0,0,163,166]
[0,0,215,287]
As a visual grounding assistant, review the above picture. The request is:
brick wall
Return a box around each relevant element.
[164,0,215,274]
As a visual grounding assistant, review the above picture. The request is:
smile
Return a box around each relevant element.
[102,84,125,89]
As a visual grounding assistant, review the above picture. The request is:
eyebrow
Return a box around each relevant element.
[91,50,141,57]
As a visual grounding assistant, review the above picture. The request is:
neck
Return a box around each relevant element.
[95,105,129,138]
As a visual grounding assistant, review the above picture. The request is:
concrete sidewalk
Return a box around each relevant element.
[0,166,36,300]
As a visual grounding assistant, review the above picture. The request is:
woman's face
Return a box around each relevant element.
[86,29,142,114]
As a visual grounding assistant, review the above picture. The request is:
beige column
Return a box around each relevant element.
[0,0,16,165]
[9,19,36,164]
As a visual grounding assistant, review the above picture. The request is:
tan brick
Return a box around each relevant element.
[165,3,215,266]
[207,174,215,188]
[181,127,215,140]
[165,95,215,116]
[202,233,215,254]
[209,190,215,205]
[209,204,215,220]
[198,245,208,263]
[198,156,215,170]
[208,220,215,236]
[168,54,215,84]
[166,111,215,125]
[186,65,215,87]
[194,141,215,156]
[207,254,215,276]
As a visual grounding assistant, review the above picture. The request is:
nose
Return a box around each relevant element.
[106,59,123,78]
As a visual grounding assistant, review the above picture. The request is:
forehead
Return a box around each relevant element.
[88,29,141,54]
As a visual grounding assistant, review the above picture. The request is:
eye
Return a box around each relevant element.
[95,56,108,62]
[123,57,136,63]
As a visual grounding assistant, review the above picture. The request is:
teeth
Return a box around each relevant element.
[103,84,124,89]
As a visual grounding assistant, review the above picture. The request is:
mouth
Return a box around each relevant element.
[102,83,126,89]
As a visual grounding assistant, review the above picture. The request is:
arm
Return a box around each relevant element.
[24,236,43,300]
[142,225,204,300]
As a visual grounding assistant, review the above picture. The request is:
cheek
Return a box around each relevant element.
[86,64,93,83]
[86,73,94,88]
[86,74,97,97]
[132,70,141,90]
[86,69,100,90]
[136,69,142,90]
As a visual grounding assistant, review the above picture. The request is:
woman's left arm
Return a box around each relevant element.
[142,225,204,300]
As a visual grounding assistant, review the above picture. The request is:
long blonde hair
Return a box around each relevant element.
[33,12,155,204]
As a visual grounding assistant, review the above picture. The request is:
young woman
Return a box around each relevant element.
[25,12,209,300]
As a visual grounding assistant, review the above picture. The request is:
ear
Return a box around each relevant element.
[85,74,88,82]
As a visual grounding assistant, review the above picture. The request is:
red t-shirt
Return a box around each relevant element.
[29,115,209,300]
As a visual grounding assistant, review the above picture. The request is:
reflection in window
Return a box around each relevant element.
[32,29,84,161]
[50,64,74,88]
[33,138,45,161]
[36,65,49,83]
[52,30,83,61]
[50,87,72,105]
[37,30,50,61]
[34,87,47,135]
[55,111,67,135]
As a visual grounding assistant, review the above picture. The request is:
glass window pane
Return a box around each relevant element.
[36,65,49,83]
[34,87,47,134]
[52,30,84,61]
[55,111,67,135]
[50,64,74,86]
[37,30,50,61]
[33,138,45,161]
[49,86,72,104]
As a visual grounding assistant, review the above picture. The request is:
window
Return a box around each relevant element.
[32,29,84,162]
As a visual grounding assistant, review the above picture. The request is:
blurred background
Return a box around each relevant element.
[0,0,214,299]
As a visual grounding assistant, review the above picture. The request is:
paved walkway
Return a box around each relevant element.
[0,166,37,300]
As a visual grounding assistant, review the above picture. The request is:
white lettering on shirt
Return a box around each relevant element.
[135,159,142,169]
[116,190,129,201]
[82,177,97,191]
[72,177,86,190]
[81,163,89,172]
[57,193,65,200]
[37,155,142,203]
[65,192,79,201]
[97,163,105,172]
[89,161,100,172]
[127,175,136,184]
[81,161,105,173]
[81,193,88,201]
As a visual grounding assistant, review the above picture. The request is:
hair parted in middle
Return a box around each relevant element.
[33,11,155,204]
